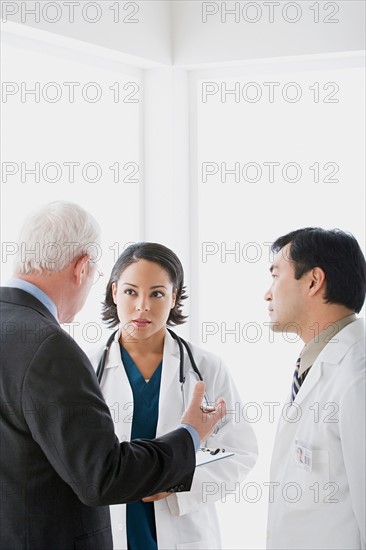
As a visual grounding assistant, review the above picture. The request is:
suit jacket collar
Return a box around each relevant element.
[0,287,59,325]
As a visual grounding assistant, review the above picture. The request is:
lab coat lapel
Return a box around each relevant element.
[277,319,364,435]
[294,360,322,407]
[102,329,134,442]
[277,360,323,434]
[156,330,183,437]
[281,320,364,428]
[103,329,122,371]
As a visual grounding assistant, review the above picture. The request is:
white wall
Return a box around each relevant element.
[1,33,143,349]
[189,59,365,549]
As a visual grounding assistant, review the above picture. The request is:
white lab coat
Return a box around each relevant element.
[267,318,366,550]
[89,329,258,550]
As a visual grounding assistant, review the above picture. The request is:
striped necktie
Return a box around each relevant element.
[292,357,311,401]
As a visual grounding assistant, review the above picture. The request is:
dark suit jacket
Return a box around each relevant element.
[0,288,195,549]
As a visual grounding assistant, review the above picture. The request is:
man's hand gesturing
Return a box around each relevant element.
[181,381,226,442]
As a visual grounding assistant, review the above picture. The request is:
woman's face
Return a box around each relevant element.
[112,259,176,343]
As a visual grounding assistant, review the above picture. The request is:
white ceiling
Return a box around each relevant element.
[4,1,365,66]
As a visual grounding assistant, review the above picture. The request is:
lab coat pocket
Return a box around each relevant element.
[285,449,330,510]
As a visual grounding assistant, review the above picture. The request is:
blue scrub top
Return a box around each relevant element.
[120,345,162,550]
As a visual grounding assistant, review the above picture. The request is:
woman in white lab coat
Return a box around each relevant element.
[89,242,258,550]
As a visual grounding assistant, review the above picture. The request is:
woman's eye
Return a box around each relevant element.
[124,289,136,295]
[152,291,164,298]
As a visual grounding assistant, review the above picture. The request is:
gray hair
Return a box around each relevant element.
[14,201,101,274]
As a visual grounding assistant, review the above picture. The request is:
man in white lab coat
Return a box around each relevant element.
[264,227,365,550]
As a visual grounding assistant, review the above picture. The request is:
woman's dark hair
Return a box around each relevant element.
[272,228,366,313]
[102,242,188,327]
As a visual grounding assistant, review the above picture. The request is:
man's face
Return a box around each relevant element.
[264,244,309,334]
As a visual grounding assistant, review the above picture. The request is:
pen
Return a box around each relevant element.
[200,405,216,412]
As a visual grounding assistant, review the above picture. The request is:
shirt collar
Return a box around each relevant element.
[298,313,357,377]
[7,277,59,322]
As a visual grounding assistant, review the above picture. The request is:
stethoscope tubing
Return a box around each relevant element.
[96,328,210,407]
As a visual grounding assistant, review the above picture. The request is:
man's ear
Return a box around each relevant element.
[308,267,326,296]
[73,255,89,286]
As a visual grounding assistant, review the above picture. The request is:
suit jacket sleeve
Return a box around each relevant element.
[22,332,195,506]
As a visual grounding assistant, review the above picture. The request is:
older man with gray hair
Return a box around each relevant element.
[0,201,225,550]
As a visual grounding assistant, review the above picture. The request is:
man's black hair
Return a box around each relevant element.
[272,228,366,313]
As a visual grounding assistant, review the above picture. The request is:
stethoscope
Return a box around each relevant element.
[96,327,211,411]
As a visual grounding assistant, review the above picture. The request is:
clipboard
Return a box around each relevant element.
[196,447,235,467]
